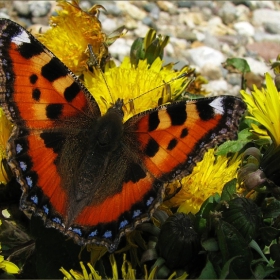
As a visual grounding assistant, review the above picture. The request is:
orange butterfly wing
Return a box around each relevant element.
[0,19,99,222]
[0,19,246,252]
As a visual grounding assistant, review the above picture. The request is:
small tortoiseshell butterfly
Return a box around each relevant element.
[0,19,246,252]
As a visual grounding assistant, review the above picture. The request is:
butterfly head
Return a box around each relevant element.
[108,98,124,118]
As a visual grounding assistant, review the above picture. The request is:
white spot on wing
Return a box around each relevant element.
[132,210,141,218]
[12,30,31,46]
[146,197,154,206]
[26,176,33,188]
[19,161,27,171]
[209,97,224,115]
[43,205,49,214]
[88,230,98,237]
[103,230,112,238]
[31,195,38,204]
[16,143,23,154]
[119,219,129,229]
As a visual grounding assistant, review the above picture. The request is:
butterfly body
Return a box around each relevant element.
[0,19,246,252]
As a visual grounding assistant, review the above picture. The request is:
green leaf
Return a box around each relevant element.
[224,58,251,74]
[262,200,280,219]
[249,239,271,266]
[216,220,252,278]
[130,37,145,66]
[259,227,280,246]
[220,179,237,201]
[252,262,280,279]
[219,256,240,279]
[216,129,252,155]
[201,238,219,252]
[198,259,217,279]
[195,194,220,234]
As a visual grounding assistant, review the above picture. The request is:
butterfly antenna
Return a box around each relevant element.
[123,72,192,107]
[87,44,114,104]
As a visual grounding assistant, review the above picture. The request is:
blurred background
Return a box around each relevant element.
[1,1,280,95]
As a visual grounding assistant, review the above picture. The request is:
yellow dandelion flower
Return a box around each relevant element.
[164,149,241,214]
[0,228,20,274]
[84,57,190,121]
[60,261,101,280]
[60,254,135,280]
[0,255,20,274]
[121,254,136,280]
[38,0,106,74]
[0,108,12,184]
[241,73,280,146]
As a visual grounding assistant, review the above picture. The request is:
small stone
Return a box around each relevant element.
[78,1,91,11]
[143,2,160,20]
[246,42,280,62]
[183,46,225,68]
[108,38,132,62]
[243,57,270,76]
[200,63,223,80]
[28,24,50,36]
[205,16,236,36]
[252,9,280,27]
[102,2,122,16]
[13,1,30,16]
[226,73,243,87]
[203,32,221,50]
[202,80,229,96]
[157,1,177,15]
[165,43,175,57]
[178,12,204,28]
[253,1,275,9]
[254,32,280,43]
[142,16,156,29]
[218,2,237,25]
[235,4,250,21]
[101,18,118,34]
[116,2,146,20]
[169,37,188,50]
[234,21,255,37]
[29,1,51,17]
[263,22,280,35]
[176,1,192,8]
[177,30,197,42]
[0,12,9,19]
[134,22,150,38]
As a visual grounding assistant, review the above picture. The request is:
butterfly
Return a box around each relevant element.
[0,19,246,252]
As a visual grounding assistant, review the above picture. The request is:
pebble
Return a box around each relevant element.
[108,38,132,62]
[203,80,229,96]
[246,41,280,62]
[200,63,223,80]
[218,2,237,25]
[116,2,146,21]
[243,57,271,76]
[234,21,255,37]
[252,9,280,27]
[5,0,280,95]
[183,46,225,68]
[29,1,52,17]
[102,17,118,34]
[13,1,30,16]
